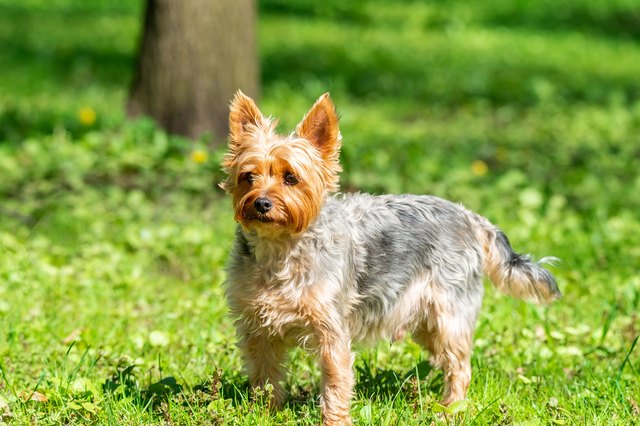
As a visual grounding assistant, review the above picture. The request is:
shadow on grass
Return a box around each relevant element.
[0,3,137,89]
[100,359,442,420]
[480,3,640,41]
[102,365,255,417]
[261,0,640,41]
[262,33,640,109]
[102,364,184,410]
[355,359,442,401]
[193,369,318,412]
[0,3,136,141]
[3,0,640,142]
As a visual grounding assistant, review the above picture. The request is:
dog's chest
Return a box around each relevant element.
[242,281,314,341]
[229,232,339,342]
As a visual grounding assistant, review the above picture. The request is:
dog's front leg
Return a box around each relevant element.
[239,332,287,409]
[318,331,354,426]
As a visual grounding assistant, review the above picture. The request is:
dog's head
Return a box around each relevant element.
[221,91,342,237]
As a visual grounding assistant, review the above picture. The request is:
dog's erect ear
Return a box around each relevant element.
[296,93,341,160]
[229,90,265,145]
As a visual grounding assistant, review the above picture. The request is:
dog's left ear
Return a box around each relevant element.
[296,93,341,160]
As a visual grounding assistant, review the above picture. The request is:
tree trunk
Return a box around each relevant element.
[127,0,259,143]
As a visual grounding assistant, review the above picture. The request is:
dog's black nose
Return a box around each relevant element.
[254,197,273,214]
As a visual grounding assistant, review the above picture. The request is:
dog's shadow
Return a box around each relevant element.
[101,360,442,416]
[354,359,442,401]
[101,364,249,410]
[186,359,442,413]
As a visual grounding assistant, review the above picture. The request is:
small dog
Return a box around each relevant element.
[222,91,560,425]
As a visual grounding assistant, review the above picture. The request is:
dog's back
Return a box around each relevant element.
[312,193,560,343]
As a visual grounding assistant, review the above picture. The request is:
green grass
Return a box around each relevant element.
[1,0,639,424]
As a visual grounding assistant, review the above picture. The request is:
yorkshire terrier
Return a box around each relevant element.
[222,91,560,425]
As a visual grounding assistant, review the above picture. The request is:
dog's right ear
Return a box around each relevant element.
[229,90,265,146]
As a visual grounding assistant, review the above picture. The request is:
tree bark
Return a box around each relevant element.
[127,0,259,143]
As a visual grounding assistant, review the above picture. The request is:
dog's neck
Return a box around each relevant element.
[239,228,319,295]
[242,229,302,264]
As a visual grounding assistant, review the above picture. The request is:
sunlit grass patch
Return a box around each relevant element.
[1,0,639,424]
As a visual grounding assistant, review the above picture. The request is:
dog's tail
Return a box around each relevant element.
[474,216,561,304]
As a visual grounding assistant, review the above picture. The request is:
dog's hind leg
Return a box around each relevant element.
[414,318,473,405]
[413,286,481,406]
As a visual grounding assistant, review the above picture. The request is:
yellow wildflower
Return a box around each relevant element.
[78,107,96,126]
[471,160,488,176]
[191,149,208,164]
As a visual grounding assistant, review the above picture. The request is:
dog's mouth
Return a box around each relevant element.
[254,214,274,223]
[242,211,279,225]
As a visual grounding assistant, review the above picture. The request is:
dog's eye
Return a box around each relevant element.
[284,172,298,186]
[242,173,255,184]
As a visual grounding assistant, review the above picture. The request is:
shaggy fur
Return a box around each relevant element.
[222,91,560,425]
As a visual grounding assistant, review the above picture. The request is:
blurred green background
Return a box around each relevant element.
[0,0,639,424]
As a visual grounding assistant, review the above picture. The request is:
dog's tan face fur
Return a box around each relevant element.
[222,92,341,237]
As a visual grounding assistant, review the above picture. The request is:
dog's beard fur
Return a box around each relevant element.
[222,91,560,425]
